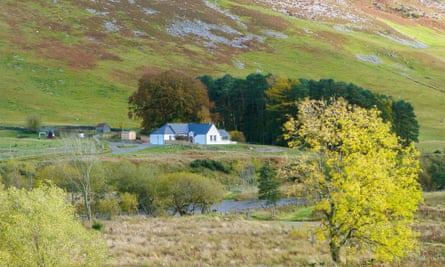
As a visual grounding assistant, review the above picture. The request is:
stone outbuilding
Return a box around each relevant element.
[96,123,111,133]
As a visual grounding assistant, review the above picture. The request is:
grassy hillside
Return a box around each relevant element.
[0,0,444,151]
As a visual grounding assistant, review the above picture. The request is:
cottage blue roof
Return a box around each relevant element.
[151,124,175,135]
[188,124,213,135]
[151,123,213,136]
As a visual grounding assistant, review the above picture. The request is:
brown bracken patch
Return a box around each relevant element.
[33,40,98,70]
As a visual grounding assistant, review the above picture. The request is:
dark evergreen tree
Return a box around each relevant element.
[257,161,281,216]
[202,74,242,131]
[200,73,271,144]
[392,99,419,146]
[201,74,419,146]
[240,73,270,144]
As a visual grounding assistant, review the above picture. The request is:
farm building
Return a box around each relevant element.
[96,123,111,133]
[149,123,232,145]
[121,130,136,141]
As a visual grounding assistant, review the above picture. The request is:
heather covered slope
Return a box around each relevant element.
[0,0,444,151]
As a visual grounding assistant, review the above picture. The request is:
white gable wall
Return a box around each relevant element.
[195,125,231,145]
[207,124,227,145]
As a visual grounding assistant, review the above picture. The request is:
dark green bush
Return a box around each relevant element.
[420,155,445,191]
[190,159,231,174]
[92,221,104,231]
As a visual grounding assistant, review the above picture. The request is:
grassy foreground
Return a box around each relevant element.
[0,130,443,265]
[101,192,445,266]
[104,215,324,266]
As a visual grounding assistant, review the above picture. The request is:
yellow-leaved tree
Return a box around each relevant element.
[0,185,107,266]
[283,98,422,264]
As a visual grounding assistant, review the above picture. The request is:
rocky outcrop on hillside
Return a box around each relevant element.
[256,0,367,23]
[255,0,445,25]
[372,0,445,19]
[166,19,264,48]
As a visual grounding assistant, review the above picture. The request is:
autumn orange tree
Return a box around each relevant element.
[129,70,213,132]
[283,98,422,264]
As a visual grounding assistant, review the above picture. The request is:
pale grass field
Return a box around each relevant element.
[103,216,329,267]
[102,197,445,267]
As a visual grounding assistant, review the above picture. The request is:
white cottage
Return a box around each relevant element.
[149,123,231,145]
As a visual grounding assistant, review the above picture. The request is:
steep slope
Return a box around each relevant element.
[0,0,444,151]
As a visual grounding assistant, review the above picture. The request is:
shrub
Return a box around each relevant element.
[120,192,138,214]
[96,196,121,219]
[25,114,42,133]
[229,130,246,143]
[190,159,231,174]
[92,221,104,231]
[420,155,445,191]
[160,172,225,215]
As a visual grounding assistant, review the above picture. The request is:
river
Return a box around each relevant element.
[211,198,305,213]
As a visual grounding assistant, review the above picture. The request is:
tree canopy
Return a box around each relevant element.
[200,73,271,144]
[200,74,419,146]
[160,172,224,215]
[257,161,281,216]
[25,114,42,133]
[129,70,213,132]
[0,185,107,266]
[60,137,103,221]
[391,99,419,146]
[283,98,422,264]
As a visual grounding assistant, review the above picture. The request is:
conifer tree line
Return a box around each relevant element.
[199,73,419,146]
